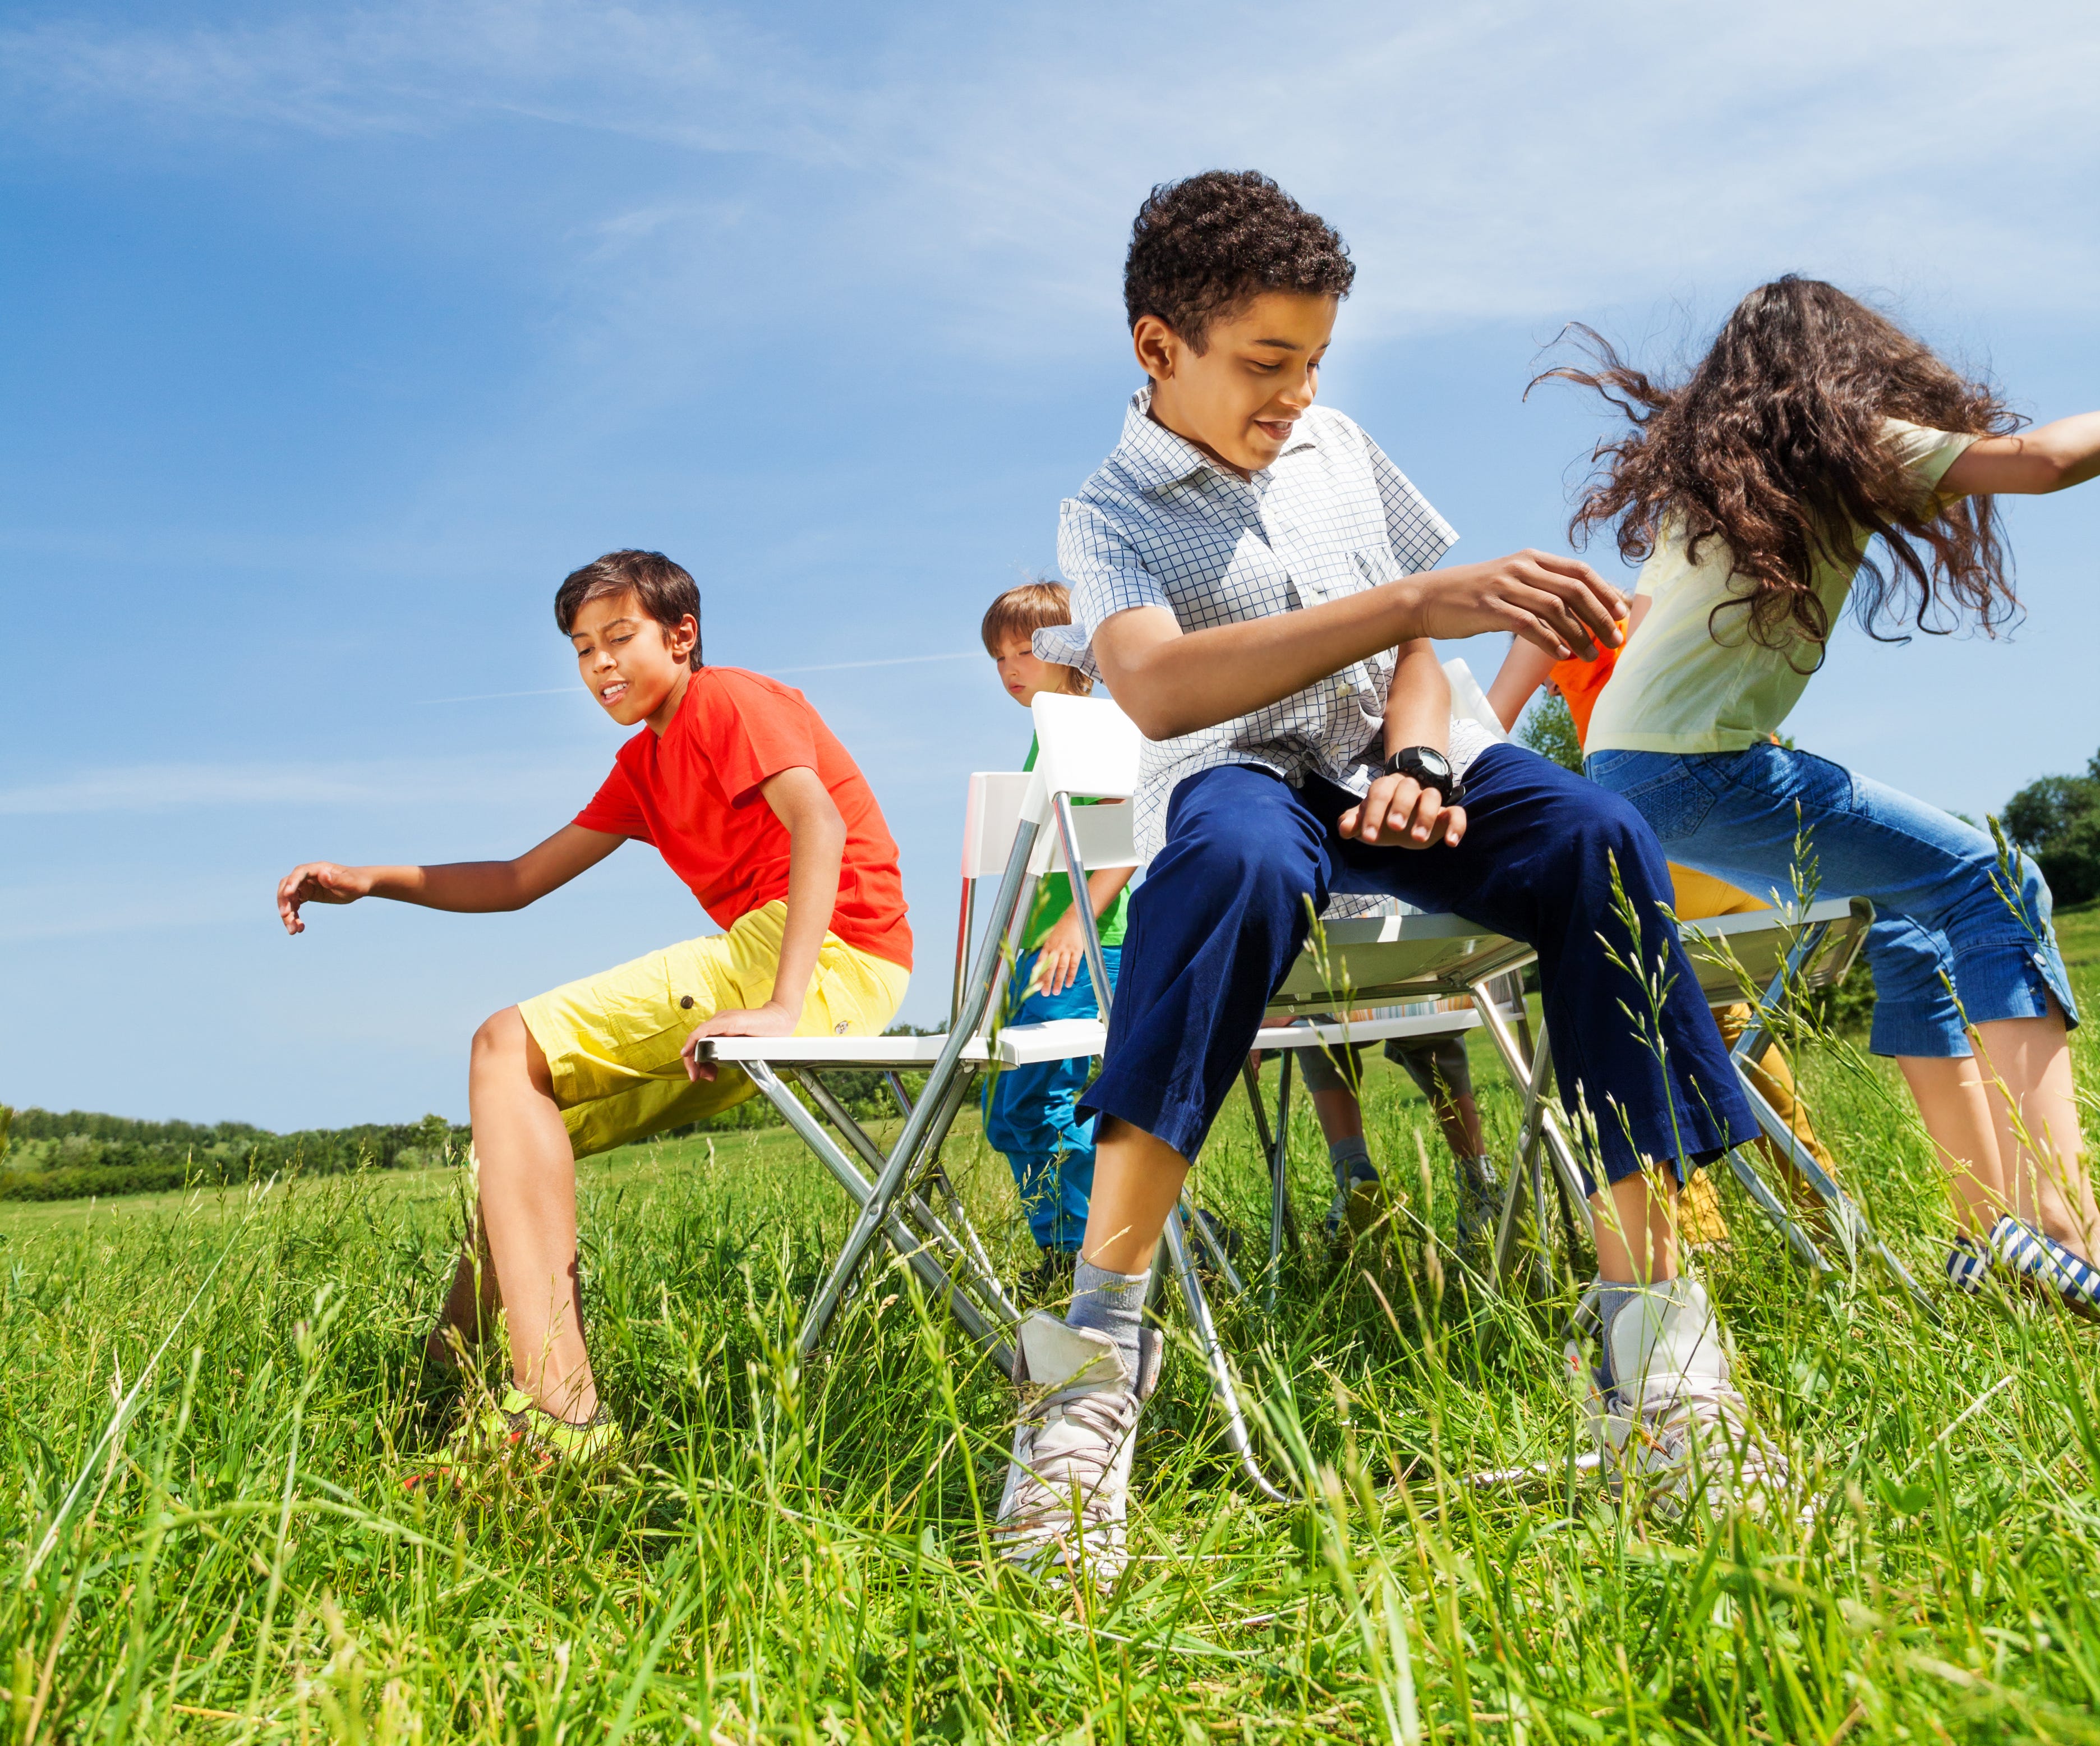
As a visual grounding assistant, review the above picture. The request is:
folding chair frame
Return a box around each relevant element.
[1468,898,1936,1317]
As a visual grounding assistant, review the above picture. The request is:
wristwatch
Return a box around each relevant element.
[1382,745,1464,805]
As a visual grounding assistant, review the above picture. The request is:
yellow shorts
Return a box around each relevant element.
[517,901,910,1160]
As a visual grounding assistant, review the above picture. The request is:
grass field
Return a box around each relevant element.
[6,909,2100,1742]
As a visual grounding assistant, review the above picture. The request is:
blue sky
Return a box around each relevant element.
[4,0,2099,1129]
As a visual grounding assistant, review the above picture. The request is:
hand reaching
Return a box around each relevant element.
[1337,775,1467,850]
[1418,550,1625,660]
[1031,910,1095,998]
[277,862,374,935]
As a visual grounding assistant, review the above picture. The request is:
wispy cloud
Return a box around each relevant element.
[0,757,596,816]
[9,0,2097,353]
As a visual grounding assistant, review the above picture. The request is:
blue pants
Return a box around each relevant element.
[1587,745,2079,1059]
[1080,745,1753,1189]
[983,944,1120,1252]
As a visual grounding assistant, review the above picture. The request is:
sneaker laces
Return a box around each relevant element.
[1621,1370,1790,1507]
[995,1379,1140,1542]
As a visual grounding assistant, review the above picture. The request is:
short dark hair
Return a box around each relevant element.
[554,550,702,670]
[1123,170,1355,351]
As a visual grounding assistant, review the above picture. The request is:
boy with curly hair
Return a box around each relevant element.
[992,172,1777,1586]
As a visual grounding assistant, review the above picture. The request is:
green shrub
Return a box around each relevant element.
[2004,759,2100,904]
[1515,691,1584,774]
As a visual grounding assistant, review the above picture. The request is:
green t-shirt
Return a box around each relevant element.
[1019,736,1131,952]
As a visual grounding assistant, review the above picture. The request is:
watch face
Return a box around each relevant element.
[1415,748,1451,780]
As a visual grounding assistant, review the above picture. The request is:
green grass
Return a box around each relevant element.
[6,912,2100,1741]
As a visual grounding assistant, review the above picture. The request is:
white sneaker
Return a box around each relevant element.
[1563,1278,1797,1522]
[993,1311,1162,1591]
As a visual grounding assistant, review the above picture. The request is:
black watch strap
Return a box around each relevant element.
[1381,746,1465,805]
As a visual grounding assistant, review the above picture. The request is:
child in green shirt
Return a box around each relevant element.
[980,583,1135,1289]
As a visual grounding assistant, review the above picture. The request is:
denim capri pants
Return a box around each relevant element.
[1587,744,2078,1059]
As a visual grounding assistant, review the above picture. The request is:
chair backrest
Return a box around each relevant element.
[1029,692,1142,807]
[961,771,1033,880]
[959,770,1139,885]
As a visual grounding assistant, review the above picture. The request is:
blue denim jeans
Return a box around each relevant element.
[1587,744,2078,1059]
[1085,748,1753,1188]
[983,944,1120,1252]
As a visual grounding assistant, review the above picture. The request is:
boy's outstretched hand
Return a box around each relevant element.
[277,862,375,935]
[1338,775,1467,851]
[681,1001,799,1083]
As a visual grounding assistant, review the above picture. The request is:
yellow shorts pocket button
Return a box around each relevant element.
[679,995,695,1010]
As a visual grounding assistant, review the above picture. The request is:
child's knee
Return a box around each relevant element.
[472,1006,552,1092]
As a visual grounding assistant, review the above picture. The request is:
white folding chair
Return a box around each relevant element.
[697,694,1142,1383]
[1031,692,1544,1499]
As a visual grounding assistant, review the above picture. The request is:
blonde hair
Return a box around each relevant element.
[979,580,1093,696]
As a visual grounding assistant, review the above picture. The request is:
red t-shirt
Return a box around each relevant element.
[573,668,914,971]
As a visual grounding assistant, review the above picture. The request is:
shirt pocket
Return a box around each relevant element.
[1349,545,1399,594]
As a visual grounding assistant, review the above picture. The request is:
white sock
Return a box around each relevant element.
[1066,1260,1148,1381]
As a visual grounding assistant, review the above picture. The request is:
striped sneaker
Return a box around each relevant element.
[1991,1216,2100,1316]
[408,1386,624,1488]
[1945,1232,1997,1295]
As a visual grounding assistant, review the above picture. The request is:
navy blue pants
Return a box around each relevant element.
[1080,743,1754,1188]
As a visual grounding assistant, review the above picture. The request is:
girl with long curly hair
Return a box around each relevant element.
[1545,275,2100,1311]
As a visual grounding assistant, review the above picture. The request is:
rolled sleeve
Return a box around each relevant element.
[1365,433,1458,573]
[1044,497,1175,676]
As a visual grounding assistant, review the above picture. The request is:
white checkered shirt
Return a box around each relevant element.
[1042,385,1490,865]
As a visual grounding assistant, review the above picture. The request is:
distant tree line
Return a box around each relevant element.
[0,1025,945,1203]
[0,1106,469,1202]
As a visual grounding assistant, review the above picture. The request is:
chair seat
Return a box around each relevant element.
[1255,1009,1482,1047]
[1265,911,1533,1011]
[1675,896,1868,1004]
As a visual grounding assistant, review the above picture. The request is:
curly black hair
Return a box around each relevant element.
[1124,170,1354,351]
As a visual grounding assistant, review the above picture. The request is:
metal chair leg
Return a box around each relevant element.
[799,819,1040,1355]
[1720,1145,1832,1274]
[1469,970,1597,1285]
[1184,1192,1249,1298]
[1266,1050,1294,1312]
[747,1062,1015,1375]
[1164,1207,1288,1504]
[795,1070,1022,1331]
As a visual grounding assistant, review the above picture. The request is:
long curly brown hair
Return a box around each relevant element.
[1537,276,2023,660]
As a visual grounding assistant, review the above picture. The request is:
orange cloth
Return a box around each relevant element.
[574,667,914,970]
[1548,640,1620,746]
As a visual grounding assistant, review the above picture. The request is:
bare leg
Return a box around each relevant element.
[1308,1087,1364,1146]
[1898,1054,2007,1237]
[1973,1009,2098,1255]
[1432,1090,1484,1160]
[1080,1116,1190,1275]
[468,1007,597,1423]
[426,1205,502,1368]
[1590,1166,1680,1285]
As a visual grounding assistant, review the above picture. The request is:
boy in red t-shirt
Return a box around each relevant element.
[275,549,913,1472]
